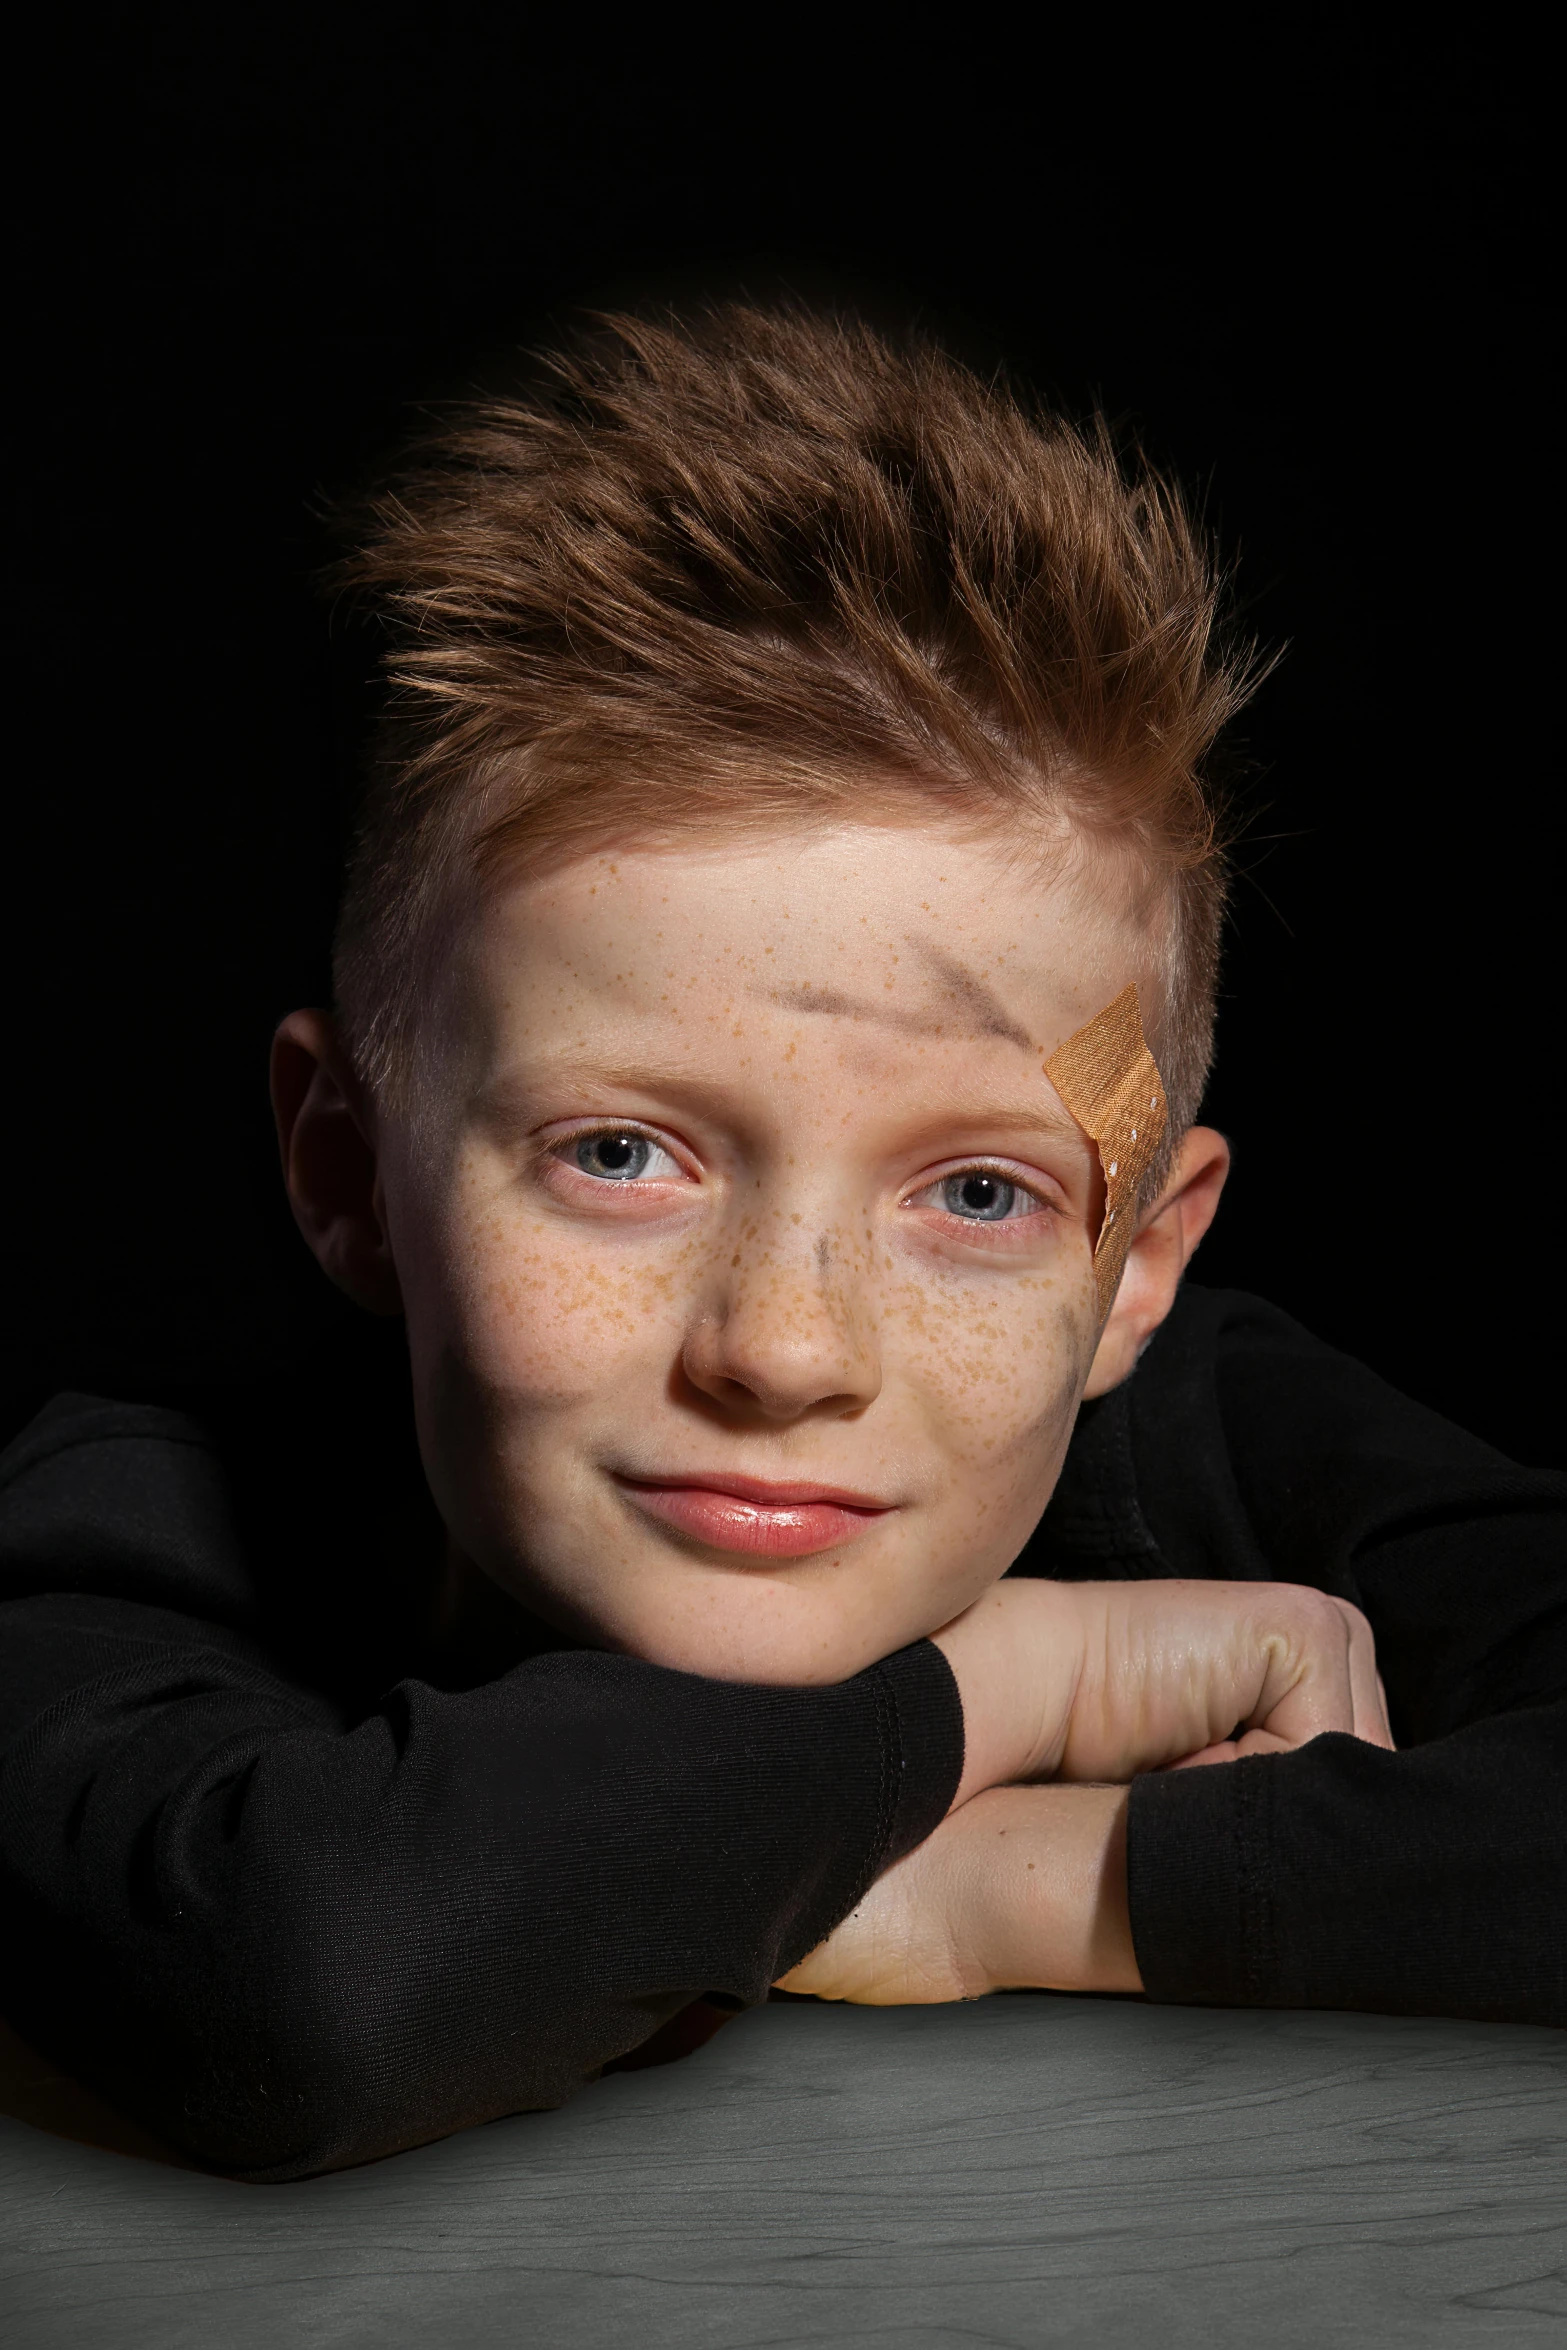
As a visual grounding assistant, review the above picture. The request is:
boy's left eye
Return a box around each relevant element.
[910,1171,1044,1222]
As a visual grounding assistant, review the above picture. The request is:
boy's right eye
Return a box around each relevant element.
[567,1131,683,1183]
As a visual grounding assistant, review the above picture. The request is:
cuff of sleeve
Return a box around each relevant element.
[1129,1723,1567,2025]
[1126,1754,1275,2006]
[867,1639,966,1871]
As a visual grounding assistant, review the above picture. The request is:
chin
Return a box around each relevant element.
[619,1602,913,1690]
[668,1646,872,1689]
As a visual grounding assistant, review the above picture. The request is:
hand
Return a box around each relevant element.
[776,1783,1137,2004]
[1059,1578,1394,1775]
[930,1576,1393,1810]
[779,1578,1395,2005]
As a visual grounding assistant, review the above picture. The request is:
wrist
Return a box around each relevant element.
[930,1582,1083,1812]
[954,1782,1141,1996]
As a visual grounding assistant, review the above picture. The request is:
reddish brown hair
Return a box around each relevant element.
[333,307,1260,1155]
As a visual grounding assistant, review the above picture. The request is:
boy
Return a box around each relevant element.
[1,311,1561,2180]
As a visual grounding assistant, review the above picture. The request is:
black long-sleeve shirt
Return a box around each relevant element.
[1,1285,1562,2179]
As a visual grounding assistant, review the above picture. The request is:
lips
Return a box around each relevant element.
[614,1473,894,1559]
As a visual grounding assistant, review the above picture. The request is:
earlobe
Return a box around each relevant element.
[270,1010,404,1316]
[1081,1125,1230,1398]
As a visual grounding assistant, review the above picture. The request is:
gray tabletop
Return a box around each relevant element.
[3,1994,1564,2349]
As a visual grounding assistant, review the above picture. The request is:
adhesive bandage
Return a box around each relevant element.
[1043,984,1168,1316]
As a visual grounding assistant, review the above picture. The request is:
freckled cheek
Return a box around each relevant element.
[419,1195,706,1406]
[882,1266,1095,1475]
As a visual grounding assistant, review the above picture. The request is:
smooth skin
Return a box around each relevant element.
[273,809,1392,2000]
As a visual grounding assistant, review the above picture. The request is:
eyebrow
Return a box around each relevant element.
[752,949,1033,1050]
[475,1059,1083,1146]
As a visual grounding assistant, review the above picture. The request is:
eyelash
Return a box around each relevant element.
[545,1127,1054,1231]
[905,1163,1051,1228]
[545,1125,691,1187]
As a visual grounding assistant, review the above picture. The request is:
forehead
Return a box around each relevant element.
[447,816,1156,1081]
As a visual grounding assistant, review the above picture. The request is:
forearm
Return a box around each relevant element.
[1128,1712,1567,2024]
[0,1594,963,2175]
[772,1775,1141,2005]
[957,1782,1143,1995]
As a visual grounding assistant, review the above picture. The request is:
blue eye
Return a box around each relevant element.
[575,1133,654,1181]
[942,1173,1018,1221]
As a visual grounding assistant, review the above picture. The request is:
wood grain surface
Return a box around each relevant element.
[3,1994,1563,2348]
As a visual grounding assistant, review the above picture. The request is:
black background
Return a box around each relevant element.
[7,19,1557,1463]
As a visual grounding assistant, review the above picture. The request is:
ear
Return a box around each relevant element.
[270,1010,404,1316]
[1082,1125,1230,1398]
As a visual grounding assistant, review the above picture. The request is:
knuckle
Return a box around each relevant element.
[1289,1587,1352,1646]
[1255,1583,1339,1645]
[1333,1596,1374,1643]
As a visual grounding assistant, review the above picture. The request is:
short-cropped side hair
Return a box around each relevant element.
[332,307,1262,1161]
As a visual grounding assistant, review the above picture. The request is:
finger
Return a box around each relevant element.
[1332,1600,1395,1749]
[1171,1726,1299,1768]
[1225,1728,1304,1761]
[1168,1739,1244,1768]
[1249,1596,1357,1748]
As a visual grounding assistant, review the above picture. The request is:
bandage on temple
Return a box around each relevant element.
[1043,984,1168,1315]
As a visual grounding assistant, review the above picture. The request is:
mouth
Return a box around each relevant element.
[612,1472,896,1559]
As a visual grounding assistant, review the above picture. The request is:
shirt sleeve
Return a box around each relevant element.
[1121,1288,1567,2025]
[0,1396,964,2179]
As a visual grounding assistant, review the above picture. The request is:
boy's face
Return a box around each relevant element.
[343,816,1199,1683]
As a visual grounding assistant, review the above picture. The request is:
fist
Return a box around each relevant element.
[1057,1580,1394,1779]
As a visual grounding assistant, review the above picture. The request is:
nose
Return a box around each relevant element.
[681,1216,882,1422]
